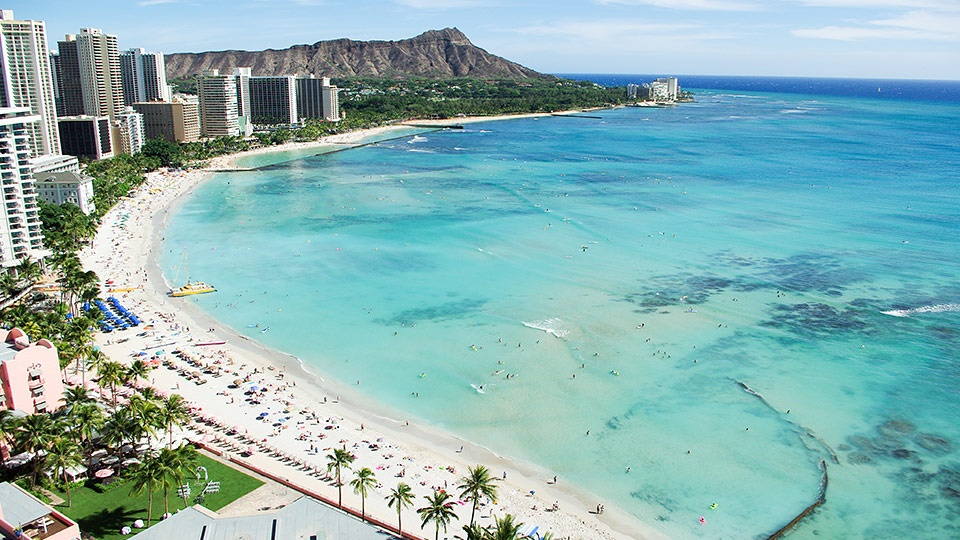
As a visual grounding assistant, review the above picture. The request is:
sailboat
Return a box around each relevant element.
[170,250,216,297]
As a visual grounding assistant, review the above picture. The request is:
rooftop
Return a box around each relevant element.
[129,496,395,540]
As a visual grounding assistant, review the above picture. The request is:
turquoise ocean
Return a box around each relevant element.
[161,79,960,538]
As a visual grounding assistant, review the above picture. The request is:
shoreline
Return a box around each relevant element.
[81,116,665,540]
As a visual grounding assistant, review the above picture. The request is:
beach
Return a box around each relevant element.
[79,120,663,540]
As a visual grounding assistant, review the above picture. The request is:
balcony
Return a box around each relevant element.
[28,377,44,390]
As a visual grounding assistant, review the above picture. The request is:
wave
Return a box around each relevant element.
[522,318,570,338]
[408,136,428,144]
[881,303,960,317]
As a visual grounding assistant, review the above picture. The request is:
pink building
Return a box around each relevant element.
[0,328,64,414]
[0,482,80,540]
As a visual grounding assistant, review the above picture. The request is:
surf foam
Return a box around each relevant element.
[881,303,960,317]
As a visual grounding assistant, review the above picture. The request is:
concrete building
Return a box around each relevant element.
[0,328,63,414]
[249,75,296,126]
[296,75,323,121]
[0,10,61,158]
[232,67,254,137]
[198,69,239,137]
[132,94,199,143]
[650,77,679,102]
[57,115,113,160]
[34,171,95,215]
[28,153,79,177]
[0,107,45,268]
[321,77,340,122]
[113,106,144,155]
[53,37,82,116]
[56,28,124,120]
[0,482,80,540]
[120,47,170,105]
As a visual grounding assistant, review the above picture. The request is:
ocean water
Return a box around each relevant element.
[161,82,960,538]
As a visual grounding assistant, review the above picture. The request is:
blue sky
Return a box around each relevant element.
[9,0,959,79]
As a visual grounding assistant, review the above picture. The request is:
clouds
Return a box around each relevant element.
[792,1,960,41]
[596,0,758,10]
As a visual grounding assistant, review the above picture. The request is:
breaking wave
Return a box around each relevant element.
[881,303,960,317]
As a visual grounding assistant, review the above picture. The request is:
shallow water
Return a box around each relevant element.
[162,90,960,538]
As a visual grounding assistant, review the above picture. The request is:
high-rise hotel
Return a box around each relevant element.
[54,27,148,156]
[0,10,60,158]
[0,108,45,268]
[120,47,171,105]
[198,69,239,137]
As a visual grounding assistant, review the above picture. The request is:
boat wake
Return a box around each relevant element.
[881,303,960,317]
[522,318,570,339]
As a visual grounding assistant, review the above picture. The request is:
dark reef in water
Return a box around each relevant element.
[761,302,869,337]
[623,272,737,312]
[375,298,487,326]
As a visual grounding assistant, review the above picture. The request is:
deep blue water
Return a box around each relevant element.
[556,73,960,102]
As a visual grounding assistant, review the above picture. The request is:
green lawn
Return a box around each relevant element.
[50,454,264,540]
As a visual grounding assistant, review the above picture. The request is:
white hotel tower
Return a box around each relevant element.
[0,107,45,268]
[0,10,60,158]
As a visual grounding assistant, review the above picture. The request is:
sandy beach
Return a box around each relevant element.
[78,119,664,540]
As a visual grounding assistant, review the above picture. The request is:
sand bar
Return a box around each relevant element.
[79,118,665,539]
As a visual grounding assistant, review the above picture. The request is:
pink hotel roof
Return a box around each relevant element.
[0,328,64,414]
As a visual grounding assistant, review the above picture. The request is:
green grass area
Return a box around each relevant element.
[50,454,264,540]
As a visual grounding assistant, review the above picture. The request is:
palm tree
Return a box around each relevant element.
[487,514,524,540]
[0,409,16,465]
[85,348,108,386]
[15,255,42,286]
[126,359,152,388]
[325,447,355,509]
[418,489,458,540]
[349,467,377,520]
[12,413,59,488]
[128,454,165,525]
[100,408,138,476]
[462,522,487,540]
[165,444,200,512]
[156,394,192,448]
[387,482,414,536]
[66,403,105,457]
[45,437,83,507]
[97,360,125,409]
[59,317,93,375]
[60,385,94,416]
[127,394,162,444]
[457,464,499,528]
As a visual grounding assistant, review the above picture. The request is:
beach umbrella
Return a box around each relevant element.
[259,412,269,417]
[94,468,114,479]
[233,378,243,386]
[138,351,148,356]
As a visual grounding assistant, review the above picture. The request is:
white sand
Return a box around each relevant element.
[78,123,665,539]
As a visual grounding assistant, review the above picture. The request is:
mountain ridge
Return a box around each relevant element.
[164,28,549,80]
